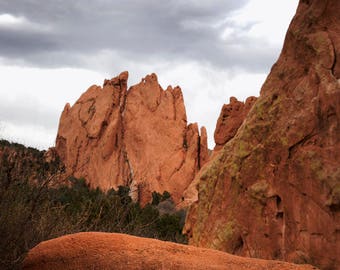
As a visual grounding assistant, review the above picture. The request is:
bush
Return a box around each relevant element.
[0,141,188,269]
[0,176,187,269]
[0,163,186,269]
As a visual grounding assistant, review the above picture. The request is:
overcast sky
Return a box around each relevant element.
[0,0,298,149]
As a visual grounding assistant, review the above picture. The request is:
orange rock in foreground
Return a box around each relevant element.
[23,232,317,270]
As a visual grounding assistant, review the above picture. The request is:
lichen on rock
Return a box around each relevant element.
[184,0,340,269]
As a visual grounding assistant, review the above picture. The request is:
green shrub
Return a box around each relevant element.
[0,141,188,269]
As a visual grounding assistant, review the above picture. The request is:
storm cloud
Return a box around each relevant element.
[0,1,298,149]
[0,0,279,72]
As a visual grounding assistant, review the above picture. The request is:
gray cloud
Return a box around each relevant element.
[0,96,59,130]
[0,0,279,72]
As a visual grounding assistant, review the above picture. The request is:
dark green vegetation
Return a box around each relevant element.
[0,140,187,270]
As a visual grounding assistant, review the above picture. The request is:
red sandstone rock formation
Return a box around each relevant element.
[22,232,317,270]
[55,72,207,205]
[0,140,63,186]
[214,96,257,151]
[184,1,340,269]
[179,97,257,208]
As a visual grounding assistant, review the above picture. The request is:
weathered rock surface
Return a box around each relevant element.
[214,96,257,151]
[0,140,63,186]
[55,72,207,205]
[22,232,317,270]
[179,97,257,208]
[184,1,340,269]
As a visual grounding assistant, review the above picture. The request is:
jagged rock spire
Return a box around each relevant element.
[55,72,208,205]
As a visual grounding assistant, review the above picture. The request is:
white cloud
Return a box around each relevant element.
[0,65,105,149]
[229,0,298,46]
[157,63,266,147]
[0,65,104,108]
[0,120,55,149]
[0,0,299,150]
[0,13,25,26]
[0,61,267,149]
[0,13,50,32]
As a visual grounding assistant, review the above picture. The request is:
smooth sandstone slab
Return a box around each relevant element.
[23,232,317,270]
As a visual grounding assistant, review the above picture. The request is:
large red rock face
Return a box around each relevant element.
[23,232,317,270]
[184,1,340,269]
[55,72,207,205]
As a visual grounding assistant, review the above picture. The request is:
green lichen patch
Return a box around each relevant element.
[249,181,269,198]
[211,220,236,250]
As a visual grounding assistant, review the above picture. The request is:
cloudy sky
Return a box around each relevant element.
[0,0,298,149]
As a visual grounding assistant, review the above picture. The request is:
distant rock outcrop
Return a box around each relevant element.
[214,97,257,151]
[0,140,63,186]
[23,232,317,270]
[184,0,340,269]
[55,72,208,205]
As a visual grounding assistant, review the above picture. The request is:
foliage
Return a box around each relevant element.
[151,190,171,205]
[0,141,187,269]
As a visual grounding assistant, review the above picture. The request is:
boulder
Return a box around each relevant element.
[22,232,317,270]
